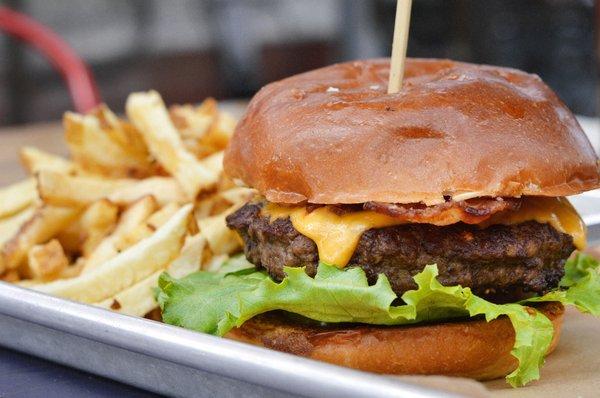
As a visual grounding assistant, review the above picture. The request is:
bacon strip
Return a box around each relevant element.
[363,198,521,225]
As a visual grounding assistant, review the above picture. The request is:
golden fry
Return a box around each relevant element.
[108,177,187,206]
[197,204,242,255]
[20,146,77,175]
[80,199,119,256]
[82,196,157,274]
[0,205,80,273]
[0,207,35,249]
[37,171,132,207]
[0,179,37,219]
[64,111,155,178]
[37,171,185,207]
[126,91,218,199]
[32,205,192,303]
[25,239,69,280]
[96,234,206,316]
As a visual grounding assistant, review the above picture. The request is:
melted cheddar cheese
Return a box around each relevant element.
[263,197,586,268]
[484,196,586,251]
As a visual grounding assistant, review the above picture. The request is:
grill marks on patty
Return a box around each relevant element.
[226,201,575,303]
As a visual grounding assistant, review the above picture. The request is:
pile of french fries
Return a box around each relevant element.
[0,91,253,317]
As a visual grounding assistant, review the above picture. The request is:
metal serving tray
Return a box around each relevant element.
[0,191,598,398]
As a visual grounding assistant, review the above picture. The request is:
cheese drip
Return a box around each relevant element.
[263,197,586,268]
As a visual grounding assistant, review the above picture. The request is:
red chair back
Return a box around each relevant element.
[0,6,100,113]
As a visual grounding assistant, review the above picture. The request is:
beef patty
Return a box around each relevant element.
[226,201,576,303]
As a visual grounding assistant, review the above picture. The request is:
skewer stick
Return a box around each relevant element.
[387,0,413,94]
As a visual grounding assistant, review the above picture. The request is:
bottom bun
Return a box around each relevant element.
[226,302,564,381]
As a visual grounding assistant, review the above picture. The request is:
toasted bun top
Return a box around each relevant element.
[224,59,600,205]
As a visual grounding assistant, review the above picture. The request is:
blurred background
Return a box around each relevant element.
[0,0,598,126]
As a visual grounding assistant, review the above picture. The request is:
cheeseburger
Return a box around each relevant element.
[158,59,600,387]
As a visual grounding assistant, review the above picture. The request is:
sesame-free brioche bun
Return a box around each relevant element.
[224,59,600,205]
[226,302,564,380]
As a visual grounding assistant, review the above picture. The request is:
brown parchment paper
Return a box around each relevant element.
[484,307,600,397]
[395,308,600,397]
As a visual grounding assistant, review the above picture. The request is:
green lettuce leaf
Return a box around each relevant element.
[158,253,600,387]
[523,253,600,315]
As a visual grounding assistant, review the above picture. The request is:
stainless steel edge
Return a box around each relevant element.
[0,284,460,398]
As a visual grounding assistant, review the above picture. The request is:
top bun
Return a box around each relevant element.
[224,59,600,205]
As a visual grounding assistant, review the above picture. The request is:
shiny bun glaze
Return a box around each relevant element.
[224,59,600,205]
[227,302,564,380]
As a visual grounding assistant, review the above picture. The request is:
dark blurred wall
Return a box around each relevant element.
[0,0,597,126]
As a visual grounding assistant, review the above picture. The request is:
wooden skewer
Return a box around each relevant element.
[387,0,413,94]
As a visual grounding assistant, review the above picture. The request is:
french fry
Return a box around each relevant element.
[91,104,151,161]
[202,253,229,272]
[126,91,218,199]
[20,146,77,175]
[25,239,69,280]
[147,203,180,230]
[37,171,133,207]
[64,111,155,178]
[197,205,242,255]
[199,151,224,176]
[200,111,236,154]
[82,196,157,274]
[31,204,192,303]
[115,203,181,252]
[170,99,216,140]
[0,205,80,273]
[18,258,84,288]
[218,187,256,206]
[96,234,206,316]
[108,177,187,205]
[0,179,37,219]
[1,270,20,282]
[79,199,119,256]
[56,200,119,256]
[0,207,35,249]
[37,171,185,207]
[194,187,254,220]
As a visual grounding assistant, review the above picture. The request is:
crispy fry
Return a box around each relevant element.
[1,270,20,282]
[194,187,254,220]
[20,146,77,175]
[82,196,157,274]
[0,207,35,249]
[0,205,80,273]
[197,205,242,255]
[202,253,229,272]
[147,203,180,230]
[25,239,69,280]
[114,203,181,252]
[64,111,155,178]
[0,179,37,219]
[37,171,185,207]
[56,200,119,256]
[31,204,192,303]
[96,234,206,316]
[108,177,187,205]
[199,151,224,176]
[218,187,256,206]
[18,258,84,288]
[126,91,218,199]
[80,200,119,256]
[91,104,151,161]
[37,171,133,207]
[170,99,216,140]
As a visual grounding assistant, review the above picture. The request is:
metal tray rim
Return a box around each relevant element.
[0,282,458,398]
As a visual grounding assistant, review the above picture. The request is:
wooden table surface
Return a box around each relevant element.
[0,122,66,186]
